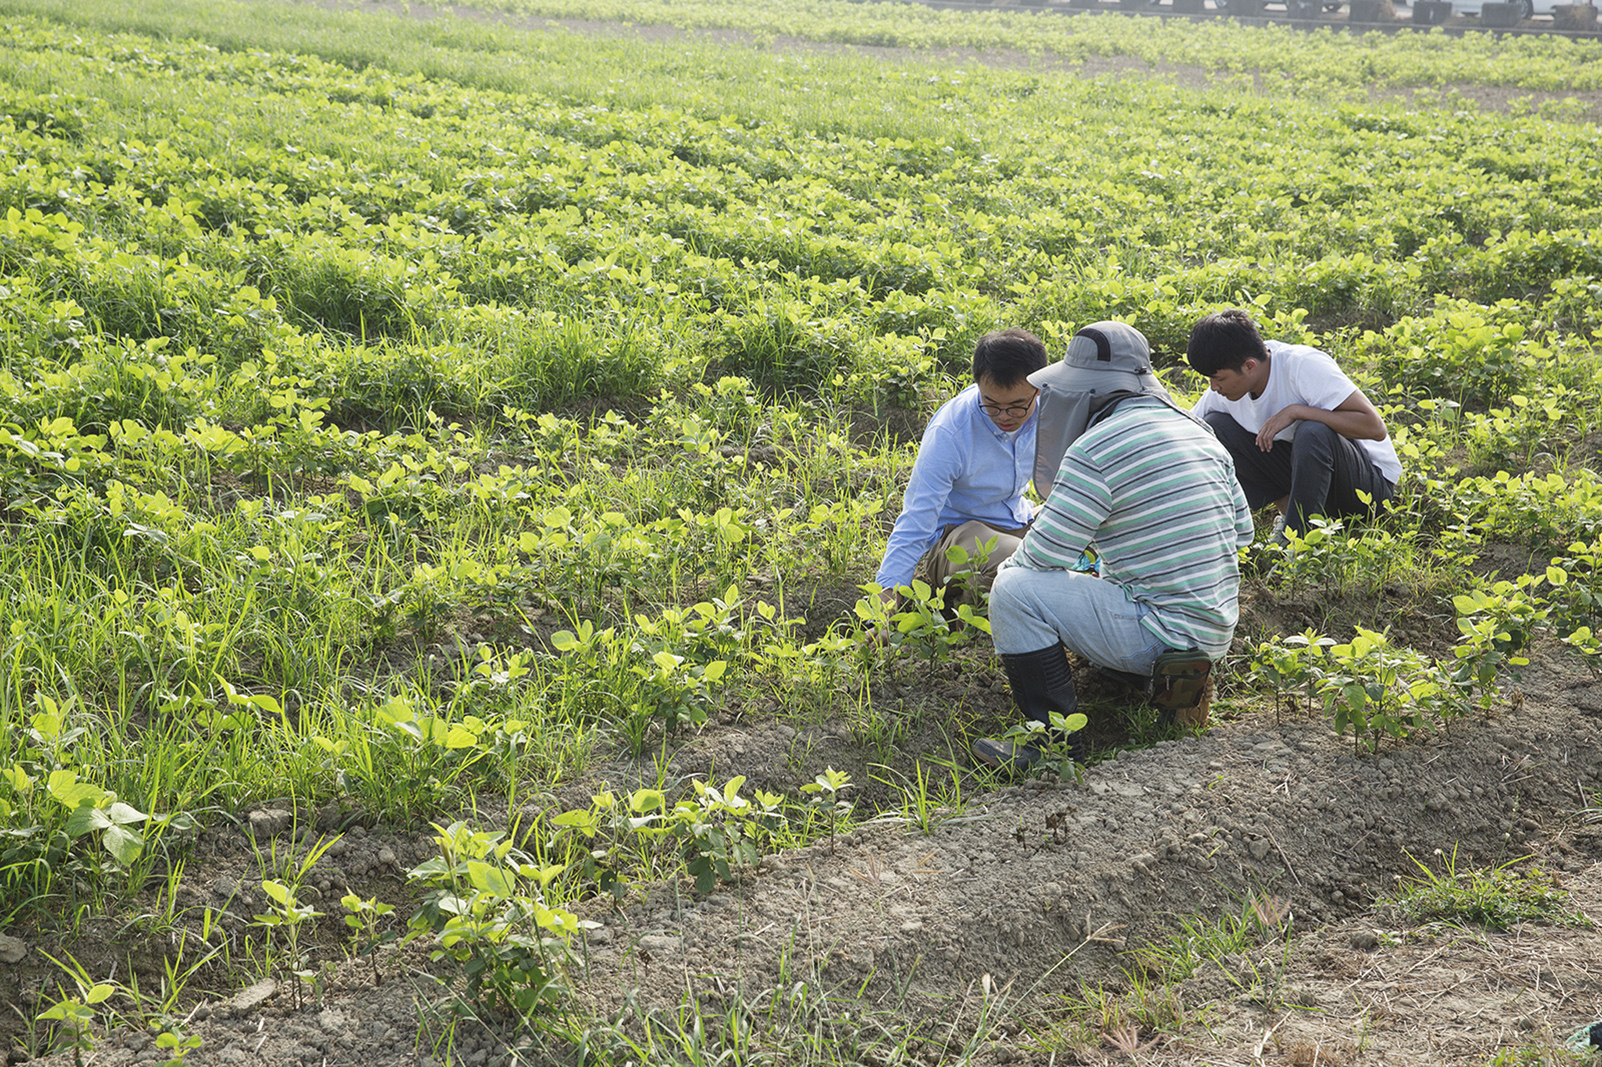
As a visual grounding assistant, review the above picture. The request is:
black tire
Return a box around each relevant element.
[1516,0,1534,16]
[1288,0,1320,16]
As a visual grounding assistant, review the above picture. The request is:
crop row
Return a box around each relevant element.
[20,0,1602,91]
[2,18,1599,419]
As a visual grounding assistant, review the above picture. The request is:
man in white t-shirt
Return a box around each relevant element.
[1187,309,1401,545]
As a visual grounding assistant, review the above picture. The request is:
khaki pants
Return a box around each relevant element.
[909,519,1030,609]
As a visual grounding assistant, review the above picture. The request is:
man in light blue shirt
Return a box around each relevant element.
[874,328,1047,609]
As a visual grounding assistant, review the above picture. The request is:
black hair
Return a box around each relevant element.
[1186,309,1271,377]
[972,327,1048,388]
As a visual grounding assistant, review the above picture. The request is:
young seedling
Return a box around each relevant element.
[800,768,854,854]
[994,709,1089,781]
[154,1028,203,1066]
[405,820,581,1019]
[671,776,784,894]
[341,893,398,985]
[1250,628,1334,721]
[36,987,110,1067]
[254,879,323,1010]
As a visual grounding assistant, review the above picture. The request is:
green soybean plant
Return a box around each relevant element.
[1542,541,1602,633]
[855,579,990,678]
[800,768,855,854]
[35,958,114,1067]
[252,879,323,1010]
[549,786,671,899]
[152,1028,203,1067]
[1560,625,1602,676]
[1450,576,1550,711]
[252,835,340,1010]
[1318,629,1455,753]
[404,820,581,1020]
[340,893,398,986]
[2,696,197,905]
[994,709,1089,781]
[1249,629,1336,721]
[670,776,785,895]
[623,651,728,754]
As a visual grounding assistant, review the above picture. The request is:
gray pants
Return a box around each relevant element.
[911,519,1030,608]
[990,566,1177,670]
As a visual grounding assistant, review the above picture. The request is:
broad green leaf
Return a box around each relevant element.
[630,788,665,813]
[248,693,282,716]
[102,823,143,867]
[535,902,579,934]
[465,860,515,897]
[2,765,32,795]
[552,809,596,830]
[30,709,62,740]
[48,770,106,809]
[105,801,147,826]
[65,805,113,836]
[378,698,415,723]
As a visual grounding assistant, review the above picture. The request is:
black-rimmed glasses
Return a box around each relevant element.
[978,391,1038,418]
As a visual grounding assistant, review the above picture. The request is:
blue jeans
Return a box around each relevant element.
[989,566,1169,674]
[1202,412,1394,537]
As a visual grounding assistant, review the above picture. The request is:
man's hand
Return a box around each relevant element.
[1254,406,1303,451]
[861,586,901,646]
[1256,392,1388,452]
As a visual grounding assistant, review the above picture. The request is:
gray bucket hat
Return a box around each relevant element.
[1028,322,1174,491]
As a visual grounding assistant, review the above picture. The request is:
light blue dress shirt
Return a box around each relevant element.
[875,383,1038,592]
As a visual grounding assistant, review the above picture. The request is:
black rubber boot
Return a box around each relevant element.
[973,644,1084,771]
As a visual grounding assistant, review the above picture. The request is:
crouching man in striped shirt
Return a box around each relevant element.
[973,321,1256,773]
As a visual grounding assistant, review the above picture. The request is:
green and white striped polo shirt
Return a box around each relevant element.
[1008,396,1255,656]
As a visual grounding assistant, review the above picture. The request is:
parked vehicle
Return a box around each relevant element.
[1450,0,1592,17]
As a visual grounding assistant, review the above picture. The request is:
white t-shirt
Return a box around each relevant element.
[1192,340,1402,485]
